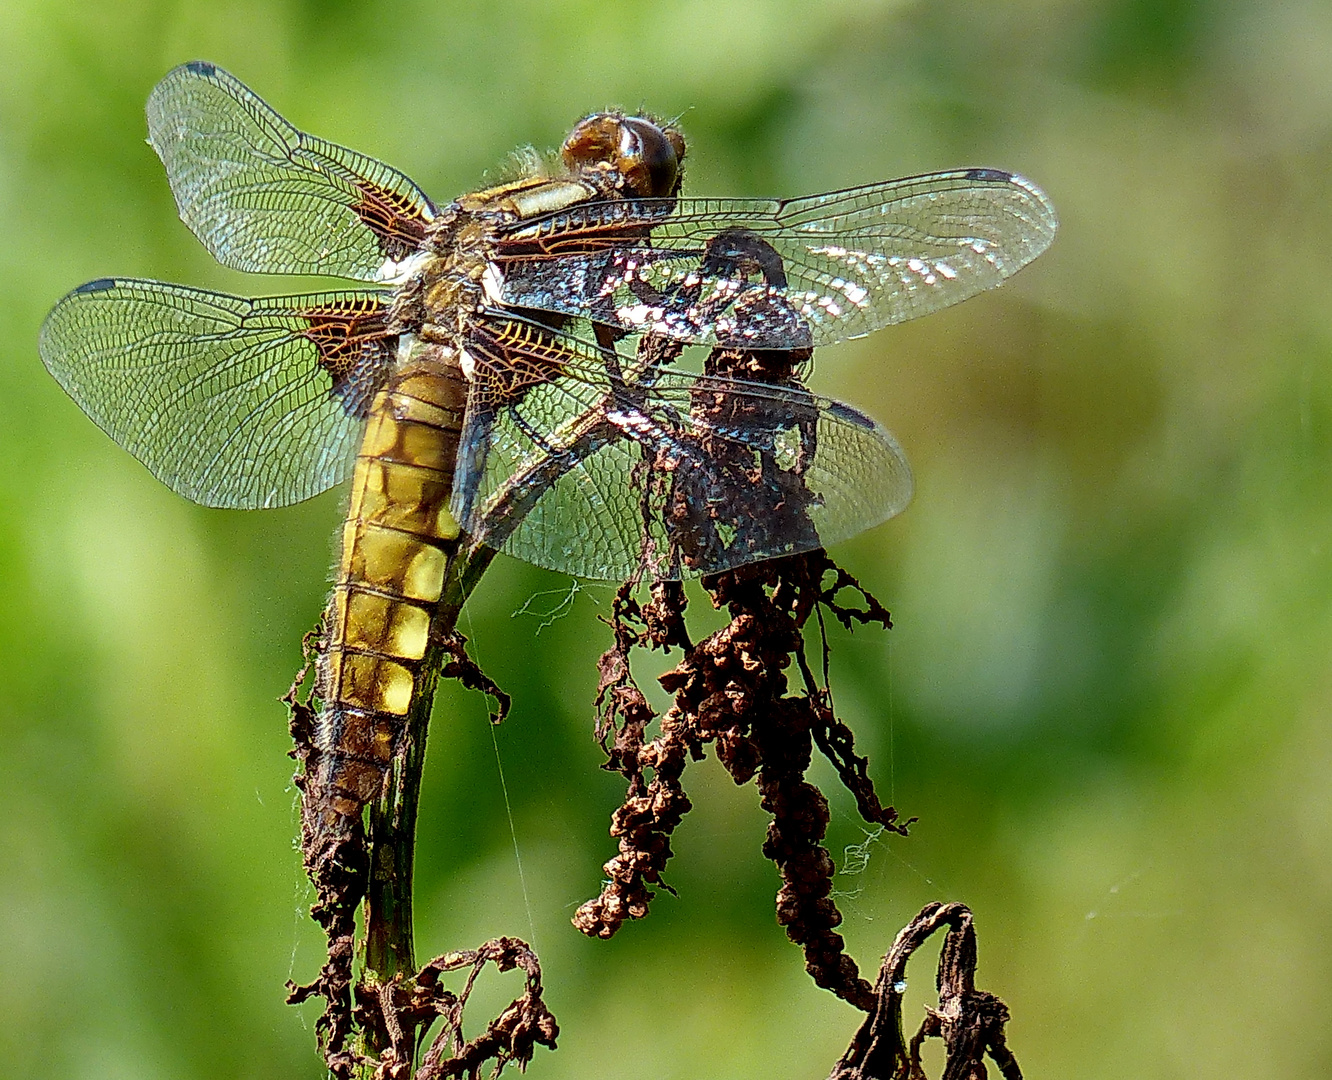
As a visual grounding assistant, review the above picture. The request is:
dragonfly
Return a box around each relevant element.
[39,62,1056,838]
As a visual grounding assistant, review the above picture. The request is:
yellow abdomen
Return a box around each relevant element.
[311,355,468,829]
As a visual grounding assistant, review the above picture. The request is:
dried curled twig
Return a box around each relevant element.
[831,902,1022,1080]
[576,551,910,1010]
[284,625,365,1070]
[350,937,559,1080]
[440,630,511,725]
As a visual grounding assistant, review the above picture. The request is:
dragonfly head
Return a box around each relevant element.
[562,112,686,200]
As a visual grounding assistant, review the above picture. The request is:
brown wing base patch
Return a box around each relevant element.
[353,178,433,263]
[300,295,398,418]
[466,319,579,402]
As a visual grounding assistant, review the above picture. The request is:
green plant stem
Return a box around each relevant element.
[364,546,497,986]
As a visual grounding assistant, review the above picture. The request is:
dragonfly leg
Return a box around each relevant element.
[507,401,574,462]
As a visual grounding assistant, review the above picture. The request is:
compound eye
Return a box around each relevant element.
[620,117,679,198]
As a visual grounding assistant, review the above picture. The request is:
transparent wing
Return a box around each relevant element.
[39,278,395,508]
[146,61,436,281]
[494,169,1057,348]
[459,320,912,581]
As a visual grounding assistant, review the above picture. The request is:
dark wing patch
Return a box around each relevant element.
[964,167,1012,182]
[301,295,399,418]
[465,318,577,403]
[147,62,435,280]
[350,180,435,265]
[826,400,877,430]
[39,278,394,508]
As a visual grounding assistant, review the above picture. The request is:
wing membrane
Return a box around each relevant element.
[146,61,435,281]
[460,320,912,580]
[39,278,393,508]
[495,169,1057,348]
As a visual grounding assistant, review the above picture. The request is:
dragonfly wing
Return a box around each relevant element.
[39,278,395,508]
[460,320,912,580]
[495,168,1056,347]
[146,61,435,281]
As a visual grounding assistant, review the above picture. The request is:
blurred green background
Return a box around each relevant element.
[3,0,1330,1077]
